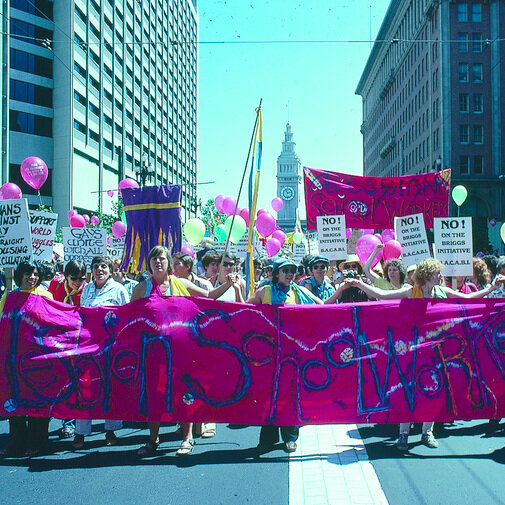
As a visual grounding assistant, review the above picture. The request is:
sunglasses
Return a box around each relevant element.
[280,267,297,275]
[70,275,86,281]
[346,263,359,269]
[92,263,109,270]
[222,261,235,267]
[312,264,327,270]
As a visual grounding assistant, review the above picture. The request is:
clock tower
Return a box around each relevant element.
[276,122,301,232]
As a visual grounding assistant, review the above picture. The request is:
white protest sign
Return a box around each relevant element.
[306,231,319,256]
[394,213,430,266]
[0,199,33,268]
[316,215,347,261]
[63,227,107,268]
[293,242,307,263]
[107,236,125,260]
[30,210,57,262]
[433,217,473,276]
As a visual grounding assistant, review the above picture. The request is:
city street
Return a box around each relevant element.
[1,418,504,504]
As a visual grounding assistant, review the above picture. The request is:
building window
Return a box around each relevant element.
[473,125,483,144]
[73,119,86,134]
[460,125,470,144]
[459,63,469,82]
[459,94,469,112]
[472,63,483,82]
[460,155,470,174]
[471,3,481,22]
[473,94,483,113]
[474,155,483,174]
[89,129,100,142]
[458,33,468,52]
[10,110,52,136]
[472,32,483,52]
[457,3,468,21]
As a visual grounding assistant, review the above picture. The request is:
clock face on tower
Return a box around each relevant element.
[280,186,295,201]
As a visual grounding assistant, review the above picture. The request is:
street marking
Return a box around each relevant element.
[289,424,389,505]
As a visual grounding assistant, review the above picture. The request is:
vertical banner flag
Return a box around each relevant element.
[303,167,451,230]
[316,215,347,261]
[63,227,107,268]
[0,199,32,267]
[394,213,431,267]
[30,210,57,261]
[433,217,473,276]
[120,185,182,273]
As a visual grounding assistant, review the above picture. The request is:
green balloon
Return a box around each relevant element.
[293,232,304,244]
[183,218,205,246]
[224,215,247,244]
[215,224,227,243]
[452,185,468,206]
[120,211,127,225]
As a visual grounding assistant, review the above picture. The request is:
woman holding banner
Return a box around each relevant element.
[246,258,323,453]
[72,255,129,450]
[347,257,505,451]
[0,261,53,457]
[132,246,242,456]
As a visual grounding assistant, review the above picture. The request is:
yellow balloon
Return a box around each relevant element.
[500,223,505,244]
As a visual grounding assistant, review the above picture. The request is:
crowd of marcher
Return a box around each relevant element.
[1,246,504,457]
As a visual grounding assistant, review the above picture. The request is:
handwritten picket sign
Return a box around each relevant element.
[0,199,33,268]
[316,215,347,261]
[107,236,126,260]
[30,210,57,262]
[62,227,107,268]
[394,213,431,267]
[433,217,473,277]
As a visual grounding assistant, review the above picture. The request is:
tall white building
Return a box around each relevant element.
[5,0,198,225]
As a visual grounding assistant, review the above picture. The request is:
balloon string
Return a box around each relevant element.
[37,190,42,208]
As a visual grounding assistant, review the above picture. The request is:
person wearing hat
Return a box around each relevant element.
[324,254,371,304]
[246,258,322,453]
[257,260,274,289]
[302,255,335,301]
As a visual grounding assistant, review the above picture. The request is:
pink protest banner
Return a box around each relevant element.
[303,167,451,230]
[1,291,505,425]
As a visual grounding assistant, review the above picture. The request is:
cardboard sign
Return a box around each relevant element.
[316,215,347,261]
[305,231,319,256]
[63,227,107,268]
[394,213,430,266]
[0,199,33,267]
[293,242,308,263]
[30,210,57,262]
[107,236,126,260]
[433,217,473,276]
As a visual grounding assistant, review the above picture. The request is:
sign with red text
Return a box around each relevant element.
[30,210,57,262]
[0,199,32,267]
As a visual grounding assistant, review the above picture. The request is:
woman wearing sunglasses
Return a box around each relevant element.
[213,253,245,302]
[302,255,335,301]
[72,255,129,450]
[48,259,87,439]
[247,258,322,454]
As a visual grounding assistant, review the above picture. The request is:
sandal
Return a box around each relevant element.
[201,427,216,439]
[137,439,159,457]
[72,434,85,450]
[176,438,194,456]
[105,431,118,446]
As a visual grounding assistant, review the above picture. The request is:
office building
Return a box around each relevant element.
[5,0,198,224]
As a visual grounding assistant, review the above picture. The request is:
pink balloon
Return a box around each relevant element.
[382,228,395,242]
[90,216,100,226]
[383,240,402,261]
[70,214,86,228]
[272,229,286,246]
[112,220,127,238]
[222,196,237,216]
[0,182,22,200]
[214,194,225,213]
[256,211,276,238]
[239,208,250,227]
[345,228,352,239]
[361,228,374,236]
[490,218,497,227]
[118,178,139,197]
[265,237,282,258]
[67,209,77,220]
[20,156,48,190]
[271,197,284,212]
[107,190,114,198]
[106,236,112,246]
[355,234,382,268]
[181,246,195,258]
[82,214,90,225]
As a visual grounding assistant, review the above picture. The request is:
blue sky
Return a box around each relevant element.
[197,0,391,213]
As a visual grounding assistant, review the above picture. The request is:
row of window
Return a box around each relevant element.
[459,63,482,82]
[457,32,483,53]
[457,3,482,22]
[460,125,484,144]
[10,49,52,78]
[10,79,52,108]
[459,93,483,113]
[11,0,52,18]
[460,155,484,175]
[10,19,52,46]
[10,110,51,137]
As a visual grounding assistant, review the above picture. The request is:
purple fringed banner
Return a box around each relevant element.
[120,185,182,272]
